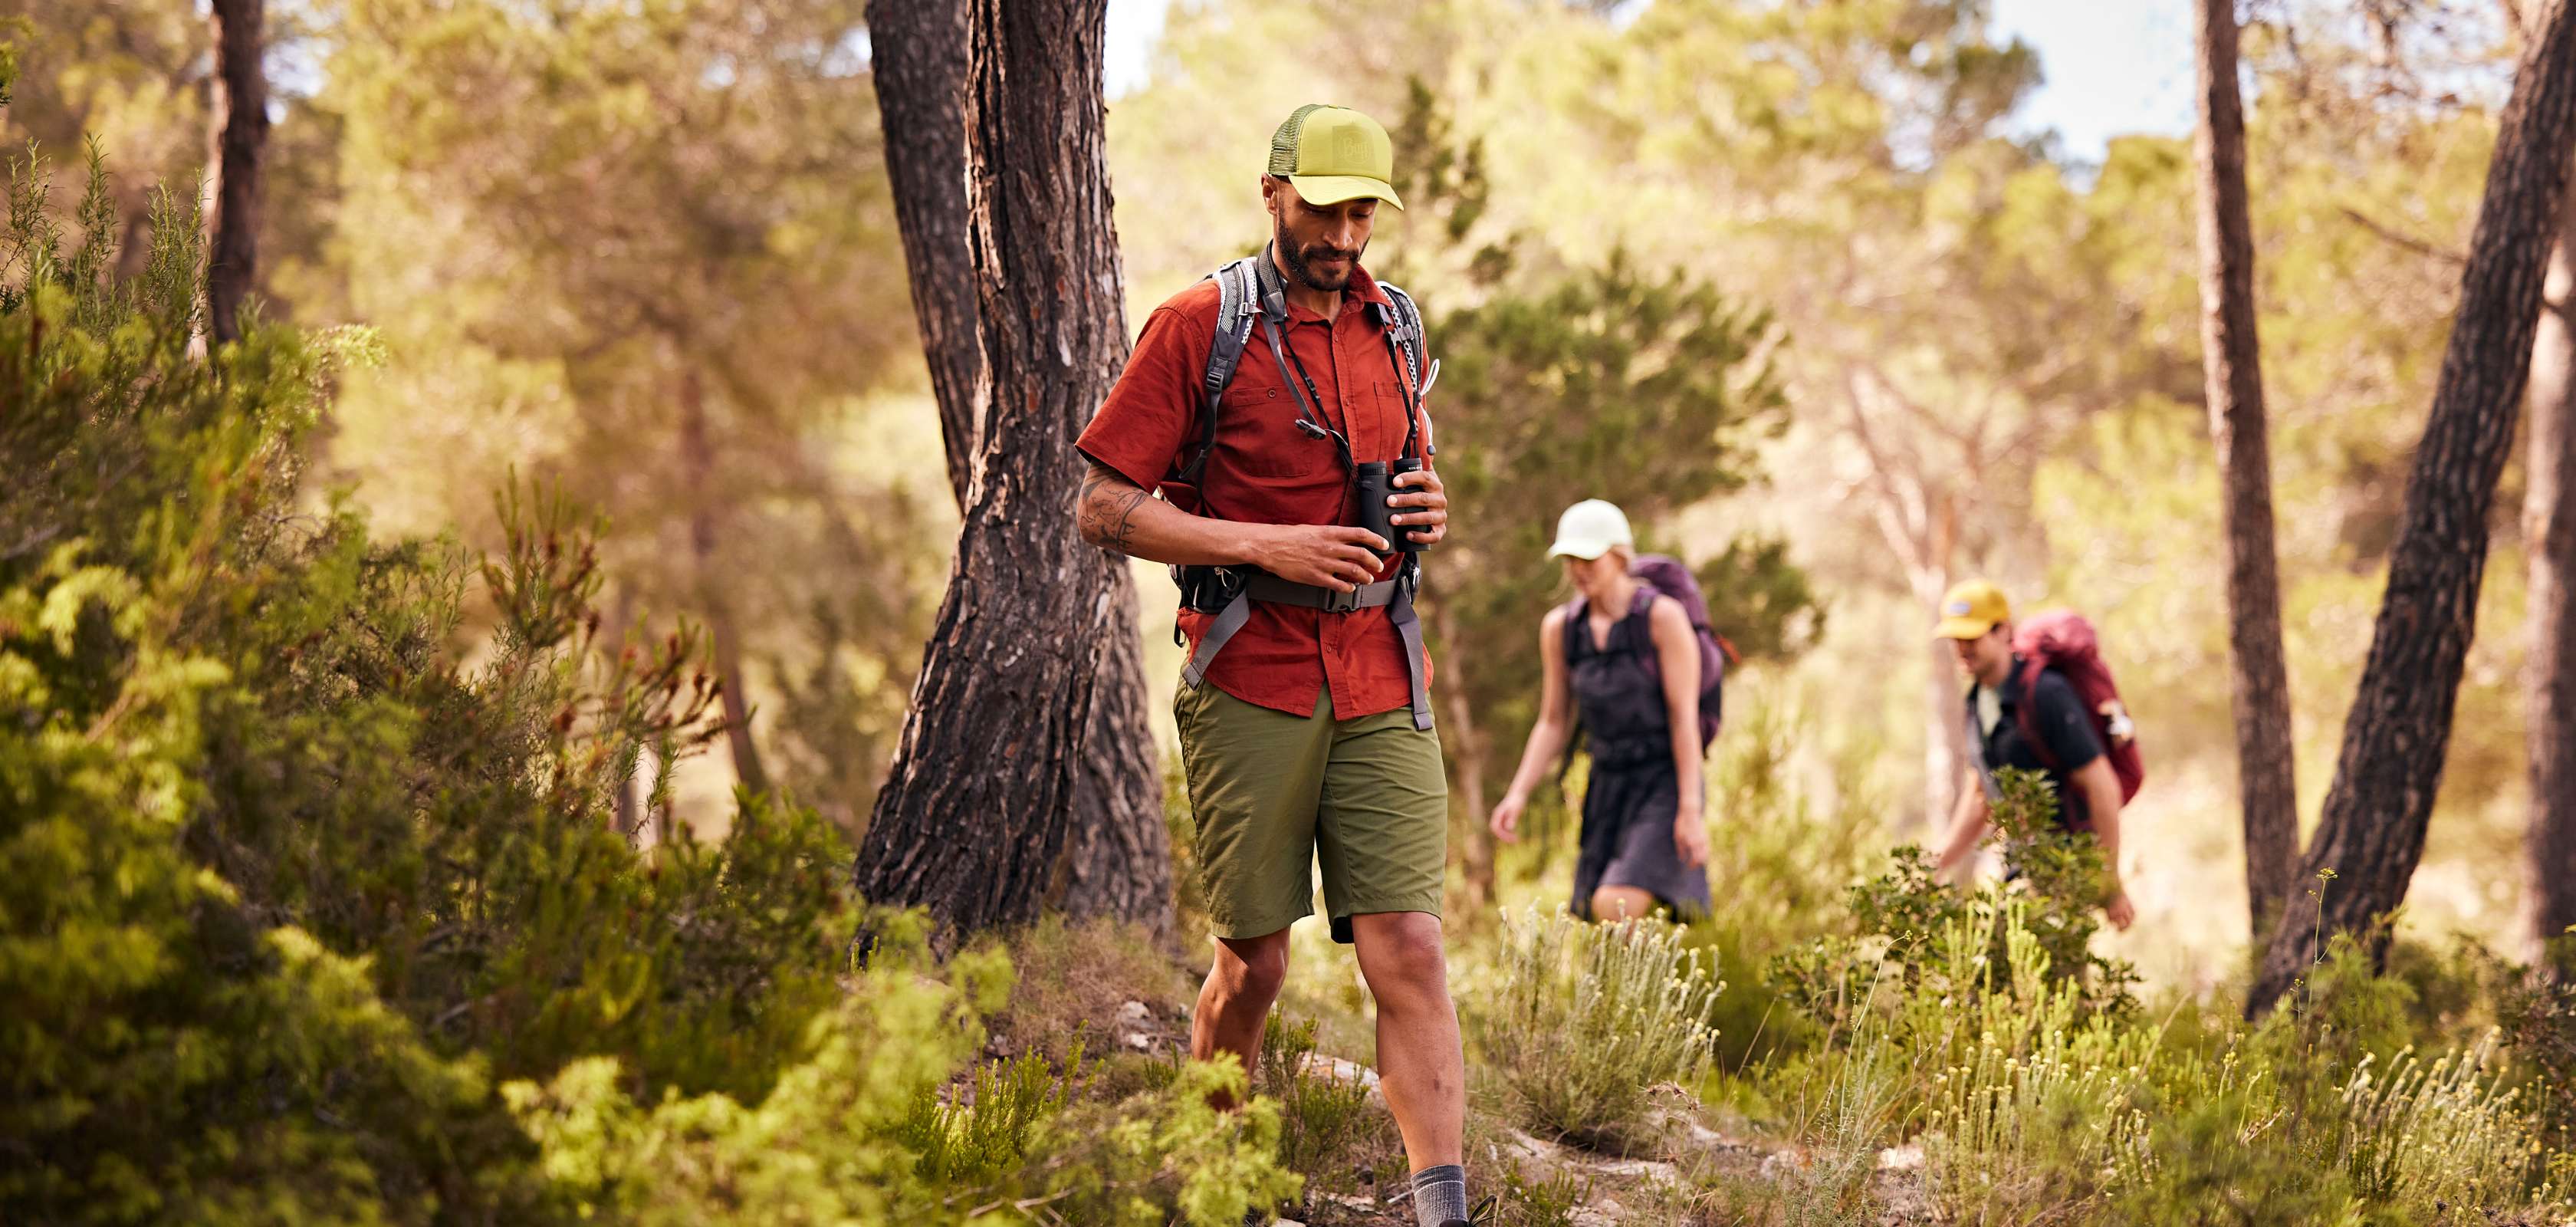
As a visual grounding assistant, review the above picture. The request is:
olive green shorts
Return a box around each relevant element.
[1174,683,1448,944]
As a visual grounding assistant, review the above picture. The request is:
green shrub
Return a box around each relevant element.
[1494,1162,1589,1227]
[1770,769,2138,1054]
[1484,906,1723,1146]
[1256,1012,1384,1201]
[2335,1035,2560,1216]
[1912,903,2155,1223]
[899,1042,1090,1186]
[1023,1054,1305,1227]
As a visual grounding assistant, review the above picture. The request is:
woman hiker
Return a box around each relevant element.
[1487,499,1714,923]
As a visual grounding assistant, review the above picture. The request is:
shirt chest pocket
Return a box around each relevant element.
[1217,381,1333,479]
[1372,378,1420,456]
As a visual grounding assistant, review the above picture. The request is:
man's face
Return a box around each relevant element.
[1263,176,1377,292]
[1949,624,2013,686]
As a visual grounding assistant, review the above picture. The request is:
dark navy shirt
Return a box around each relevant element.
[1969,656,2104,829]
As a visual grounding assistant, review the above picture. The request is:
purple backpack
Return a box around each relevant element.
[1565,554,1734,752]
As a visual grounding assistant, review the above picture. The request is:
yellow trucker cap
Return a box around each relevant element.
[1267,104,1405,209]
[1934,579,2012,640]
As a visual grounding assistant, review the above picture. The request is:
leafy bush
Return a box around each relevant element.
[1484,906,1723,1146]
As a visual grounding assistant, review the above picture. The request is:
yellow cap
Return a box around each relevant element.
[1267,104,1405,209]
[1934,579,2011,640]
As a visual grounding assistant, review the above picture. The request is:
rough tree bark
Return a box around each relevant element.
[2249,0,2576,1016]
[2525,161,2576,970]
[678,367,771,796]
[204,0,268,344]
[2193,0,2301,944]
[853,0,1143,939]
[868,0,985,502]
[868,0,1168,936]
[1056,600,1171,936]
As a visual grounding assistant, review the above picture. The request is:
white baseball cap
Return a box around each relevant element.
[1546,498,1635,561]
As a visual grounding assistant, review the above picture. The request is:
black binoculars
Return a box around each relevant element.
[1354,459,1430,554]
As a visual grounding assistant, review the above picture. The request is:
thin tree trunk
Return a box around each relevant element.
[204,0,267,344]
[853,0,1136,940]
[1433,598,1496,906]
[609,584,642,836]
[872,0,1168,936]
[2193,0,2300,945]
[2249,0,2576,1016]
[2525,163,2576,971]
[678,367,770,796]
[1904,558,1964,834]
[1923,629,1965,831]
[869,0,985,505]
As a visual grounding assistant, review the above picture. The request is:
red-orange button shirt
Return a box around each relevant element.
[1077,261,1434,720]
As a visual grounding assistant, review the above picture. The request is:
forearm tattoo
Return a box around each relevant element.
[1076,465,1152,558]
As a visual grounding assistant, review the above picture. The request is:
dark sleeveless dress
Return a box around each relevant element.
[1564,587,1712,921]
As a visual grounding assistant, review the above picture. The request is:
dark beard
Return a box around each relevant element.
[1273,216,1362,292]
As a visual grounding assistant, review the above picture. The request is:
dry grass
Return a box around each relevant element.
[986,914,1192,1064]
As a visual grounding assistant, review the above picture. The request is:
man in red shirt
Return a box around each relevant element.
[1073,104,1469,1227]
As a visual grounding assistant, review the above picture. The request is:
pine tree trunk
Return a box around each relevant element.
[853,0,1141,939]
[2249,0,2576,1016]
[868,0,984,503]
[678,367,770,796]
[2193,0,2300,945]
[204,0,267,344]
[2525,165,2576,969]
[1056,581,1171,937]
[869,0,1168,936]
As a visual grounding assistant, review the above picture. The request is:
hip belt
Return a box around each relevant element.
[1174,564,1434,732]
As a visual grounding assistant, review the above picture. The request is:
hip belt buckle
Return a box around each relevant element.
[1322,585,1363,614]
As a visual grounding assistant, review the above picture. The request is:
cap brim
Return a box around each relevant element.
[1548,538,1610,561]
[1934,617,1996,640]
[1286,173,1404,210]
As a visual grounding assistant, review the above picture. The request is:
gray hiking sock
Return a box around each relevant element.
[1410,1163,1470,1227]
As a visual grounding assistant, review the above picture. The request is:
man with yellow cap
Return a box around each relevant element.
[1930,579,2135,931]
[1073,105,1473,1227]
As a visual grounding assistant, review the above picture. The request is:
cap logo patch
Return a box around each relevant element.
[1947,601,1971,615]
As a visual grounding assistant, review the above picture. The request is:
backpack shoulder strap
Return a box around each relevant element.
[1619,586,1662,657]
[1561,597,1590,662]
[1376,280,1429,390]
[1182,256,1263,486]
[2016,663,2066,772]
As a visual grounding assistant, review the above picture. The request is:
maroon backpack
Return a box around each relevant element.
[2012,610,2144,804]
[1564,554,1737,752]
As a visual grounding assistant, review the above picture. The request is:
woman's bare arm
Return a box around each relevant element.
[1647,597,1709,867]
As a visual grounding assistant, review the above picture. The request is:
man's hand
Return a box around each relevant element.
[1251,523,1388,593]
[1390,466,1448,546]
[2104,887,2135,933]
[1674,803,1710,870]
[1490,791,1526,844]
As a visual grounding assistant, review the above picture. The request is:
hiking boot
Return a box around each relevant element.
[1439,1195,1500,1227]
